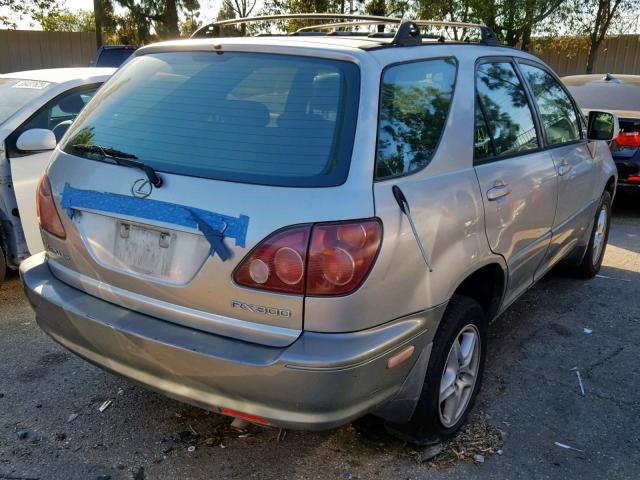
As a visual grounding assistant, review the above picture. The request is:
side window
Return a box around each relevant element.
[519,63,581,146]
[23,87,98,142]
[375,58,457,179]
[475,62,539,161]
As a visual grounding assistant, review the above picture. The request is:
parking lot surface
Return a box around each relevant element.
[1,198,638,480]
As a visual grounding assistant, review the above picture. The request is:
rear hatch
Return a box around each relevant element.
[44,47,370,347]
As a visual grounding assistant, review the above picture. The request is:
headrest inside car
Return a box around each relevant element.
[227,100,270,128]
[58,94,86,115]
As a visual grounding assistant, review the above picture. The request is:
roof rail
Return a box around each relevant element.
[295,20,397,32]
[191,14,500,46]
[192,14,393,37]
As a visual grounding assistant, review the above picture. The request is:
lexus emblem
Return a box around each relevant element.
[131,179,152,198]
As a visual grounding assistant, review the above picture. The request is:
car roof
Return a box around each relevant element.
[100,45,138,49]
[561,73,640,87]
[562,74,640,118]
[0,67,116,83]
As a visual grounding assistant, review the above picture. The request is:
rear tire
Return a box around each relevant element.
[385,296,487,445]
[0,245,6,286]
[575,191,611,279]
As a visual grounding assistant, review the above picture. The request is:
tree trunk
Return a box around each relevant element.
[93,0,103,48]
[165,0,180,39]
[520,0,535,51]
[585,40,599,74]
[586,0,605,74]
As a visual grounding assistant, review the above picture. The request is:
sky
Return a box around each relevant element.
[1,0,226,29]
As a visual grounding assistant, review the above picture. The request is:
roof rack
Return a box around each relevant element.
[191,14,500,47]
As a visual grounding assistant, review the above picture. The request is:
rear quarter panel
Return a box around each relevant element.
[305,46,506,333]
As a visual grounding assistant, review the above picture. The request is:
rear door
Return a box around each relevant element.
[7,85,99,254]
[517,61,596,274]
[473,59,558,306]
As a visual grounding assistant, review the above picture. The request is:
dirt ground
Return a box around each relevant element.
[0,197,638,480]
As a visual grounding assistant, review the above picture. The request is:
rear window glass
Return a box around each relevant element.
[375,58,457,179]
[64,51,360,187]
[0,78,53,125]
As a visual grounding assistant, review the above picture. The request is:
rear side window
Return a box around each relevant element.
[475,62,539,161]
[64,52,360,187]
[519,64,581,146]
[375,58,457,180]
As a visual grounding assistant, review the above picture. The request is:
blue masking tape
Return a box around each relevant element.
[60,183,249,260]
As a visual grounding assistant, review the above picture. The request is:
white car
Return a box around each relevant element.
[0,67,114,283]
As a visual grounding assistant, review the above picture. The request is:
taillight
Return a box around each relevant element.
[233,219,382,296]
[36,175,66,239]
[307,220,382,295]
[616,131,640,147]
[234,226,310,294]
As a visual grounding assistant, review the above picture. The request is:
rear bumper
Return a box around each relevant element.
[615,180,640,194]
[21,253,442,430]
[614,155,640,193]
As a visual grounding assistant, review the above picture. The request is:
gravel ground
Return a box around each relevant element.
[0,197,638,480]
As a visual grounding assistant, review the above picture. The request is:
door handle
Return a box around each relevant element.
[558,161,573,177]
[486,184,512,201]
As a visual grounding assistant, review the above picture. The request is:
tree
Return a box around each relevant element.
[364,0,408,17]
[36,8,95,31]
[223,0,258,35]
[553,0,635,73]
[417,0,564,49]
[114,8,153,43]
[261,0,356,32]
[214,0,242,36]
[0,0,61,28]
[180,0,201,36]
[115,0,180,39]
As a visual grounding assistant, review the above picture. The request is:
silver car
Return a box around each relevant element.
[20,16,618,444]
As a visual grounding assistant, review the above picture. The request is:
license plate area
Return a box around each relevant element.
[113,221,176,277]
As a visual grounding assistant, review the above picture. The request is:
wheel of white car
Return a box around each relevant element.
[385,295,487,445]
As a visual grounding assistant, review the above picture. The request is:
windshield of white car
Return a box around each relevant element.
[0,78,54,125]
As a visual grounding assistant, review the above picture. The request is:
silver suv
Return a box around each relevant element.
[20,16,618,444]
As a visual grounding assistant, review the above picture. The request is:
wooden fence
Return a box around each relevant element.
[1,29,639,77]
[535,35,640,77]
[0,30,96,74]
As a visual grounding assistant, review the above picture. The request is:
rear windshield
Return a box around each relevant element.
[0,78,53,125]
[95,48,136,67]
[64,51,360,187]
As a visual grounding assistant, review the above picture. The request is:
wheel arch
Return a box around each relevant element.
[448,261,507,321]
[605,175,616,199]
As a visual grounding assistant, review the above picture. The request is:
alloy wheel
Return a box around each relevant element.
[438,324,481,428]
[592,205,608,266]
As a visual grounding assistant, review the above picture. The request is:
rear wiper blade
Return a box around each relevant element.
[71,143,163,188]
